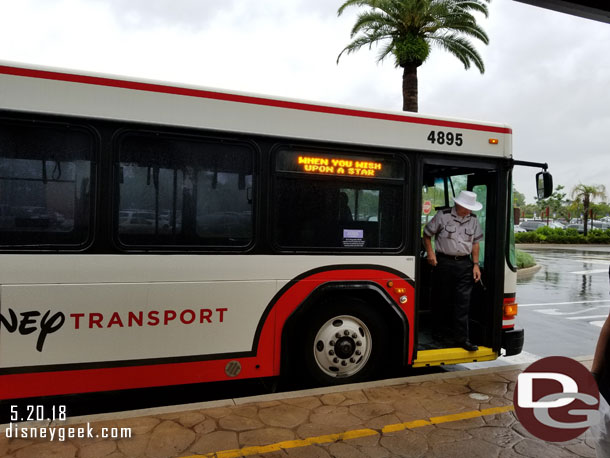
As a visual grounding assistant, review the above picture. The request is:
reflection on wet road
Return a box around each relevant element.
[462,246,609,370]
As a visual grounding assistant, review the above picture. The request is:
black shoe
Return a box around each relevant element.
[461,341,478,352]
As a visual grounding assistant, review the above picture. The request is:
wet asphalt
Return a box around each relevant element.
[516,246,610,359]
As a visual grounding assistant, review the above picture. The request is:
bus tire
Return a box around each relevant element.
[300,297,389,385]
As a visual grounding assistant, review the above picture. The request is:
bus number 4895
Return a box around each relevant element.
[427,131,463,147]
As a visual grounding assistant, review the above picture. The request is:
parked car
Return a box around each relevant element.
[519,220,546,232]
[591,221,610,230]
[514,225,526,233]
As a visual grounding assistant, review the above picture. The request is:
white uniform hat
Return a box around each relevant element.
[453,190,483,211]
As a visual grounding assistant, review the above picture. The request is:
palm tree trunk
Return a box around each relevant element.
[402,64,418,112]
[583,195,590,237]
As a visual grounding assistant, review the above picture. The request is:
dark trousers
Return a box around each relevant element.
[433,256,474,343]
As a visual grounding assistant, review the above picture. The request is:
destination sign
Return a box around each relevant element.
[276,151,404,180]
[297,156,382,177]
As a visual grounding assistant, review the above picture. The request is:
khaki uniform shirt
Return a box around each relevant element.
[424,207,483,256]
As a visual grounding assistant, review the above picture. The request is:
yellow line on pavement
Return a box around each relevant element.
[184,404,515,458]
[381,404,515,433]
[204,429,380,458]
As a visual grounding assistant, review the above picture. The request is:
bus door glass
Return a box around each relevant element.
[471,184,487,266]
[424,175,488,266]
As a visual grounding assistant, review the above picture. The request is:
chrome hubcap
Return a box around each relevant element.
[313,315,372,378]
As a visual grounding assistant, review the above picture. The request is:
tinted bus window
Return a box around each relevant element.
[273,149,405,250]
[0,119,94,248]
[117,133,254,248]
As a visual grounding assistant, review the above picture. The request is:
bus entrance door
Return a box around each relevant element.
[414,164,498,367]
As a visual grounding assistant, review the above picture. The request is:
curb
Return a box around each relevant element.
[517,243,610,250]
[517,264,541,279]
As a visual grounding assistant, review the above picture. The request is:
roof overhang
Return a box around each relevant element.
[514,0,610,23]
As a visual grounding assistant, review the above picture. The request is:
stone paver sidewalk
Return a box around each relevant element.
[0,361,598,458]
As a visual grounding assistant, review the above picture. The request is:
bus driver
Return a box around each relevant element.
[423,190,483,352]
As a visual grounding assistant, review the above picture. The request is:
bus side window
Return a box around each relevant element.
[117,133,254,248]
[0,119,94,248]
[274,180,400,250]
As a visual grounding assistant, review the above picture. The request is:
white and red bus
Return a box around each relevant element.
[0,61,550,400]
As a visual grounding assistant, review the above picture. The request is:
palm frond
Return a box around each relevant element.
[430,34,485,72]
[337,33,392,63]
[571,184,608,202]
[451,0,490,18]
[376,39,398,63]
[433,18,489,44]
[338,0,388,17]
[349,10,399,38]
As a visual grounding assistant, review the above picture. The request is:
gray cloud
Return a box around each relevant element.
[89,0,241,29]
[90,0,341,30]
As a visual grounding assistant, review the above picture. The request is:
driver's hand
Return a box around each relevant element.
[473,264,481,282]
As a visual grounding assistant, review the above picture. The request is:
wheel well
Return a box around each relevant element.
[280,284,408,378]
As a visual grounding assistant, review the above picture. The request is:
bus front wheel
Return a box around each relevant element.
[301,299,388,385]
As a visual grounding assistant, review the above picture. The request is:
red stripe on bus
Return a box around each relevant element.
[0,268,414,399]
[0,358,275,399]
[0,65,511,135]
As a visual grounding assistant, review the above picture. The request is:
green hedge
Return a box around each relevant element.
[515,226,610,244]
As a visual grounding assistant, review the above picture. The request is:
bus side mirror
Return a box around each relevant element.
[536,171,553,199]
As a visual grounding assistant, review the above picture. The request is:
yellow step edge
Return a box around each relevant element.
[412,346,497,367]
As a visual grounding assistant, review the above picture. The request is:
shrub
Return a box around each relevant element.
[587,229,610,244]
[515,232,540,243]
[516,250,535,269]
[515,226,610,244]
[536,226,555,237]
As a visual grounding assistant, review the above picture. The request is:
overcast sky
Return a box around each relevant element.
[1,0,609,204]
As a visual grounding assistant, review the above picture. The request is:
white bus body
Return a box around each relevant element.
[0,61,520,399]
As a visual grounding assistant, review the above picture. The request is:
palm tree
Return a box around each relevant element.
[337,0,491,112]
[571,184,607,236]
